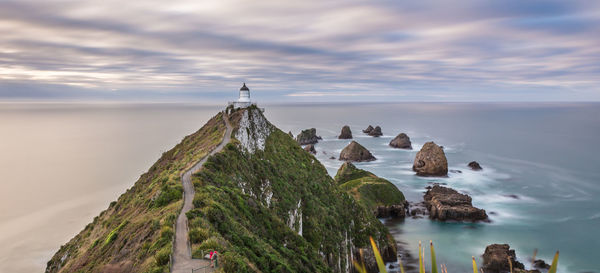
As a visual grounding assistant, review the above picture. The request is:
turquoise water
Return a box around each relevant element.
[0,102,598,272]
[265,103,600,273]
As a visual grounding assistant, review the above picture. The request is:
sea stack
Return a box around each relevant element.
[338,125,353,139]
[468,161,482,170]
[424,185,488,221]
[412,141,448,176]
[339,141,376,162]
[482,244,530,273]
[368,126,383,137]
[296,128,322,145]
[389,133,412,149]
[362,125,374,133]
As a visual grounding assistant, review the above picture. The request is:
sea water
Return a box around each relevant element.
[0,102,598,272]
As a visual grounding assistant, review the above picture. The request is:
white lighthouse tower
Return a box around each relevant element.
[230,83,253,108]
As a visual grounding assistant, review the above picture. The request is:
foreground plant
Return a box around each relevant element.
[355,238,559,273]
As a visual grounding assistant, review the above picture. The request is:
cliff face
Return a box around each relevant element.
[47,106,396,273]
[46,113,227,273]
[190,106,396,272]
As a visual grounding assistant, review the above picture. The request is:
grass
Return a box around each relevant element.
[46,112,227,273]
[335,162,405,214]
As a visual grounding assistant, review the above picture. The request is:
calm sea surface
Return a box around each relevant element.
[1,102,598,272]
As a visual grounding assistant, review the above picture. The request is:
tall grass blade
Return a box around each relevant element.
[508,256,513,273]
[369,237,387,273]
[353,261,367,273]
[398,257,406,273]
[472,256,478,273]
[532,248,538,268]
[430,240,438,273]
[548,251,559,273]
[419,241,425,273]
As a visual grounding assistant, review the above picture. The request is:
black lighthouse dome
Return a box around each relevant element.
[240,83,249,91]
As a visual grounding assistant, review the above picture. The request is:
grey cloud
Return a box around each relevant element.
[0,0,599,101]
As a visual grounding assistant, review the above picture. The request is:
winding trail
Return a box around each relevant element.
[172,112,232,273]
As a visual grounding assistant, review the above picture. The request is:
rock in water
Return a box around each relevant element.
[424,185,488,221]
[368,126,383,137]
[412,141,448,176]
[339,141,376,162]
[295,128,322,145]
[389,133,412,149]
[335,162,406,218]
[303,144,316,154]
[363,125,374,133]
[482,244,526,273]
[468,161,483,170]
[533,259,551,270]
[338,125,353,139]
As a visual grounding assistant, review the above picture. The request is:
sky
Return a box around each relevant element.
[0,0,599,102]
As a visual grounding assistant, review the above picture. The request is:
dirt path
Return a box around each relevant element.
[172,112,232,273]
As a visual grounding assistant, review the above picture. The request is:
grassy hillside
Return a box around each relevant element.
[335,162,405,216]
[186,106,397,272]
[46,113,227,273]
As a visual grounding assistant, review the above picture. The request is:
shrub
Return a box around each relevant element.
[189,228,209,244]
[199,237,222,251]
[154,247,171,266]
[160,226,173,239]
[153,184,182,207]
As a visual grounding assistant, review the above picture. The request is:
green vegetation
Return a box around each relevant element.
[46,112,227,273]
[186,108,396,272]
[335,162,405,213]
[103,220,128,246]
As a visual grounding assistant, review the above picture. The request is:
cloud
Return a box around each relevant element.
[0,0,599,101]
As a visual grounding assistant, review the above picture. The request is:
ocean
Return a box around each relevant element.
[0,102,598,272]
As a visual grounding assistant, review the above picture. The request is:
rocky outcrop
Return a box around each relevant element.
[481,244,542,273]
[533,259,550,270]
[389,133,412,149]
[295,128,322,145]
[335,162,406,218]
[368,126,383,137]
[412,141,448,176]
[339,141,376,162]
[338,125,352,139]
[468,161,482,170]
[363,125,374,134]
[424,185,488,221]
[304,144,316,154]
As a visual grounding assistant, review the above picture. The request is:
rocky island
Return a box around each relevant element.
[295,128,322,145]
[482,244,543,273]
[389,133,412,149]
[338,125,353,139]
[413,141,448,176]
[339,141,376,162]
[424,185,488,221]
[368,126,383,137]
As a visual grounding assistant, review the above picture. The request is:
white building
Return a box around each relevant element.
[229,83,254,108]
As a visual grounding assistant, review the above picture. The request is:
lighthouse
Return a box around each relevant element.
[230,83,253,108]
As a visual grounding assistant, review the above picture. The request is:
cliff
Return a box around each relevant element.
[46,106,396,273]
[189,106,396,272]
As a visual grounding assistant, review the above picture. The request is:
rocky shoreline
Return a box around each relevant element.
[294,124,536,272]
